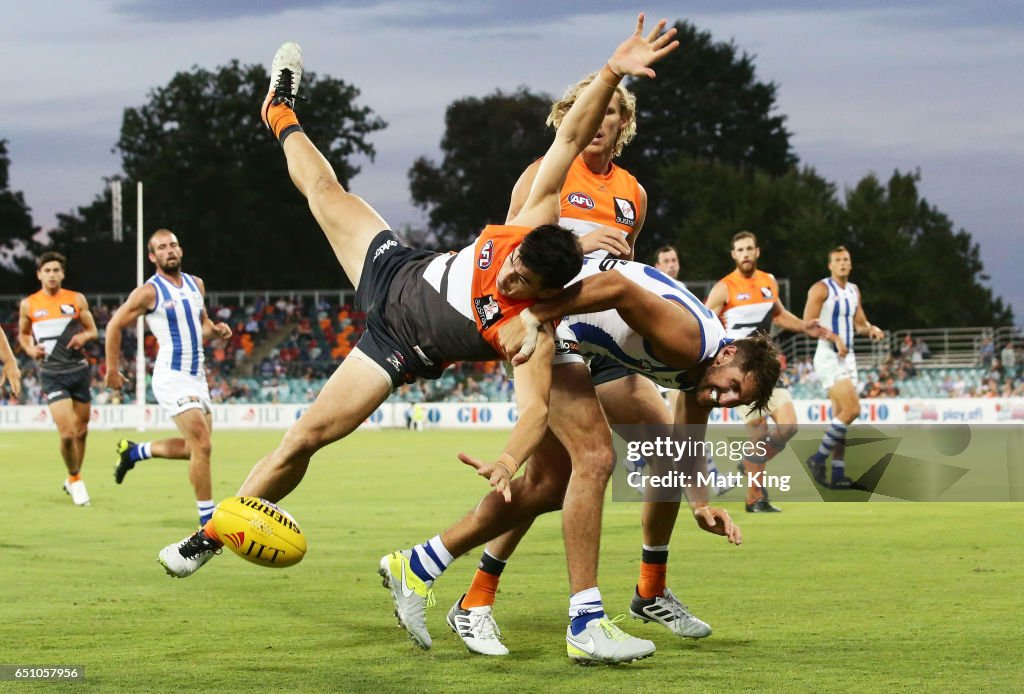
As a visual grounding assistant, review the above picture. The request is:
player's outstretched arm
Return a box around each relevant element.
[674,391,742,546]
[104,285,156,389]
[507,270,702,367]
[458,328,555,502]
[511,14,678,229]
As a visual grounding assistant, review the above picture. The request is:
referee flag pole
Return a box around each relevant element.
[136,181,146,431]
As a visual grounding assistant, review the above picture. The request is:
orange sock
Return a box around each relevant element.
[462,569,501,608]
[202,518,220,543]
[68,473,81,483]
[261,96,301,141]
[637,561,667,599]
[743,460,766,505]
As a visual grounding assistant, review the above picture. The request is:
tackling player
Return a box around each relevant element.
[19,252,99,506]
[155,19,681,656]
[803,246,885,488]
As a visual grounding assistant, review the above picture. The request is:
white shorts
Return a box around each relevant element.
[813,349,858,394]
[152,367,212,417]
[741,386,793,423]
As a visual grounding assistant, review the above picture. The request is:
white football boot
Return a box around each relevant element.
[447,596,509,656]
[158,529,221,578]
[62,478,90,506]
[565,615,656,664]
[629,587,712,638]
[378,551,435,649]
[261,42,303,130]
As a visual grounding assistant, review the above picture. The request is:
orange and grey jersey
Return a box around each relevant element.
[564,258,728,390]
[381,225,537,371]
[25,288,88,373]
[816,278,860,355]
[556,156,642,259]
[719,269,779,340]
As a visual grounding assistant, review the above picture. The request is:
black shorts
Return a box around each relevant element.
[41,367,92,404]
[588,354,635,387]
[353,230,440,388]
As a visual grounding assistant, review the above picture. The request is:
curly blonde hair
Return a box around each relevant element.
[545,73,637,158]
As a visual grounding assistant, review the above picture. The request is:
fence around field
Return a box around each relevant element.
[2,397,1022,432]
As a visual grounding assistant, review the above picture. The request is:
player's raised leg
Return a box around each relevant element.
[262,42,387,288]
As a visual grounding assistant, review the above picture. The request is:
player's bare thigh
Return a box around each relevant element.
[597,374,672,430]
[279,354,392,453]
[547,363,612,468]
[283,134,388,289]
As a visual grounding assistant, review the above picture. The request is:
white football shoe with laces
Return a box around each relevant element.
[565,614,656,664]
[158,529,221,578]
[447,596,509,656]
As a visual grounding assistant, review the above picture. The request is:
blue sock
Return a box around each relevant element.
[130,442,153,463]
[569,587,604,635]
[197,500,215,525]
[408,536,454,583]
[831,460,847,482]
[811,419,848,463]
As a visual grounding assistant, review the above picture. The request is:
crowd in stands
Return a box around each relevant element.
[3,294,1022,406]
[784,335,1023,399]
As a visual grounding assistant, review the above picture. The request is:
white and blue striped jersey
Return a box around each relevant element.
[145,273,206,376]
[565,258,729,390]
[816,278,859,355]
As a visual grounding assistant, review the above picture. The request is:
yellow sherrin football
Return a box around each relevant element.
[212,496,307,568]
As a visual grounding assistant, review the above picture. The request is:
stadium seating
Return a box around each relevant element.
[2,293,1021,406]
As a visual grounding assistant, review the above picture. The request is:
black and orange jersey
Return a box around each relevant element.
[25,288,88,372]
[719,269,779,340]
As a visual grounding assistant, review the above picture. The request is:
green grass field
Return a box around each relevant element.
[2,429,1022,693]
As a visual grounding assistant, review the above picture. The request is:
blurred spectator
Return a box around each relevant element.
[912,337,930,363]
[1001,341,1016,378]
[978,336,995,367]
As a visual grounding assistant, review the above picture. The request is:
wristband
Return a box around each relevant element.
[496,453,520,477]
[599,63,623,87]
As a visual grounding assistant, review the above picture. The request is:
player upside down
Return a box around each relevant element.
[157,13,683,665]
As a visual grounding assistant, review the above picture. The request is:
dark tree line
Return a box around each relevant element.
[0,21,1011,327]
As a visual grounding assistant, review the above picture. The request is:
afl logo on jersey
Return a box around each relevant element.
[737,293,750,301]
[567,192,595,210]
[477,240,494,269]
[162,300,177,311]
